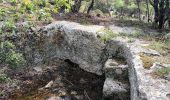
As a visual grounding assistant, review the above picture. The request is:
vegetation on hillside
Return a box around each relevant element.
[0,0,169,73]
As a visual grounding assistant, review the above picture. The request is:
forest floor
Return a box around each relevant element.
[1,59,105,100]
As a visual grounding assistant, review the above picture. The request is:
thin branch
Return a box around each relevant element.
[84,90,91,100]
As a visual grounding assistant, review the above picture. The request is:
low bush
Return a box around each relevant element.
[0,41,25,68]
[0,73,10,82]
[99,28,119,43]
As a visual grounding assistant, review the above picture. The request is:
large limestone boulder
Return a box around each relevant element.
[20,21,105,75]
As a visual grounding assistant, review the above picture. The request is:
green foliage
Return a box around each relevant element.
[80,1,89,13]
[22,0,34,11]
[127,2,137,10]
[0,0,71,22]
[127,38,135,43]
[93,9,104,16]
[94,0,115,13]
[154,67,170,77]
[99,28,118,43]
[58,0,71,10]
[132,30,144,37]
[37,9,53,22]
[146,40,170,54]
[0,41,26,68]
[0,73,10,82]
[5,51,25,68]
[114,0,124,9]
[2,20,16,32]
[9,0,18,4]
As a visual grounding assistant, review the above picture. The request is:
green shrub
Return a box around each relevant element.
[2,20,16,32]
[21,0,34,11]
[9,0,18,4]
[99,28,119,43]
[0,41,26,68]
[5,51,26,68]
[0,73,10,82]
[94,9,104,16]
[37,9,53,22]
[114,0,125,10]
[0,41,15,61]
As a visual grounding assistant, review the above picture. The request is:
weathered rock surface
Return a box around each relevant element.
[103,59,130,100]
[103,59,129,80]
[17,21,105,75]
[103,78,129,100]
[107,40,170,100]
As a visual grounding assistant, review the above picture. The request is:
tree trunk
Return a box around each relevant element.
[146,0,150,22]
[158,0,165,29]
[136,0,141,20]
[87,0,95,14]
[153,0,159,26]
[71,0,83,13]
[165,0,170,28]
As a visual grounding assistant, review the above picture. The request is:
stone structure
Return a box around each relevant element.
[11,21,170,100]
[107,40,170,100]
[103,59,130,100]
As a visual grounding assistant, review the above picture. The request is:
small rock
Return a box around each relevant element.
[33,66,43,72]
[115,68,123,74]
[70,91,77,95]
[164,33,170,40]
[47,96,71,100]
[106,59,119,67]
[52,88,60,92]
[45,81,54,88]
[58,89,67,96]
[47,96,60,100]
[74,95,84,100]
[165,74,170,81]
[79,78,86,84]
